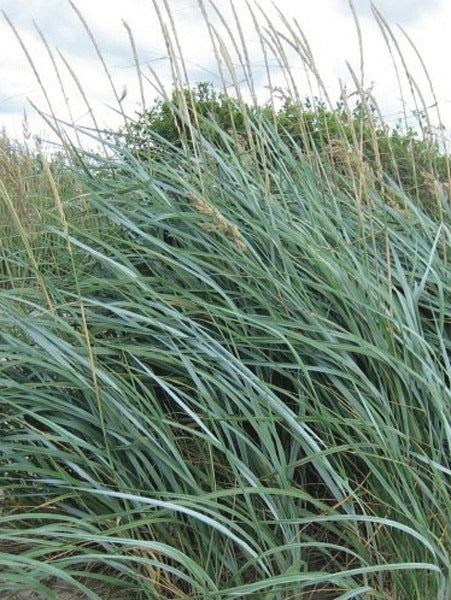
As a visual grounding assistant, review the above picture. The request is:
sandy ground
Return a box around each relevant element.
[6,586,88,600]
[4,588,340,600]
[3,578,117,600]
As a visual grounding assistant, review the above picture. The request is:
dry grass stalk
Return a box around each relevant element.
[190,193,246,251]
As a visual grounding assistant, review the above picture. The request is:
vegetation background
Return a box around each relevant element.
[0,2,449,599]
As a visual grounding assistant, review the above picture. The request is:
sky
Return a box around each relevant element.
[1,0,450,149]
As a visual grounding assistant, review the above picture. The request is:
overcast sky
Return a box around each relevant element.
[1,0,450,148]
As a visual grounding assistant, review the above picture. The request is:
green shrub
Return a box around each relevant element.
[118,84,450,218]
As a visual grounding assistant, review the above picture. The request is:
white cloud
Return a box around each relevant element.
[351,0,442,23]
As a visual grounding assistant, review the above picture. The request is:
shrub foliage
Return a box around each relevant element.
[120,82,450,217]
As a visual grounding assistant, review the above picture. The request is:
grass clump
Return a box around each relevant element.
[0,132,91,290]
[0,2,450,599]
[120,83,451,219]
